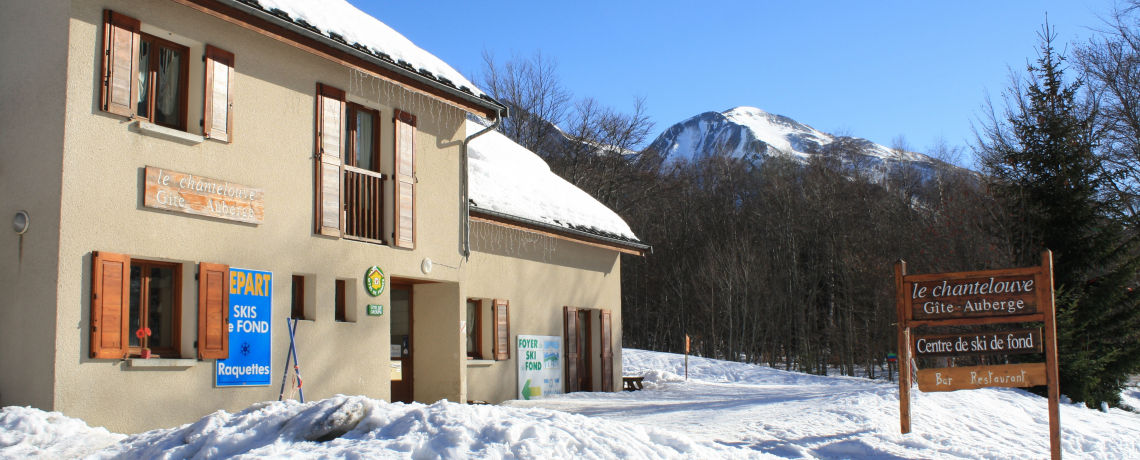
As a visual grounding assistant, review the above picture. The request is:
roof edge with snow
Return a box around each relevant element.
[198,0,508,117]
[471,208,650,256]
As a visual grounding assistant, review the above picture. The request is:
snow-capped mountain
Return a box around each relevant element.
[647,107,939,172]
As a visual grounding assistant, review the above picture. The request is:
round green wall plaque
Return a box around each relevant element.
[364,266,385,297]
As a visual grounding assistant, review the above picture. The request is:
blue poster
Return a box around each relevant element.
[216,268,273,387]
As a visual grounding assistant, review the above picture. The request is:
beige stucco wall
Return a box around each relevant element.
[0,0,625,434]
[0,0,71,410]
[464,223,624,404]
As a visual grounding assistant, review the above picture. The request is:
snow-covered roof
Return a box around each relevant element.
[242,0,484,97]
[466,120,643,245]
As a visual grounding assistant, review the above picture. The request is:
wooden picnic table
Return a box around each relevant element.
[623,376,644,391]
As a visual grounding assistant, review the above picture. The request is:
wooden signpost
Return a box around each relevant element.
[895,250,1061,459]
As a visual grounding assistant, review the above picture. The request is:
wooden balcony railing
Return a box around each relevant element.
[343,165,386,244]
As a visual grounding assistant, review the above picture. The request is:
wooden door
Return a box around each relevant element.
[390,285,413,403]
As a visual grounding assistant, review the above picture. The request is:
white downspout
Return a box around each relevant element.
[461,111,502,259]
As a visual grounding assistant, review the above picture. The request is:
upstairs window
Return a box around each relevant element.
[314,84,389,244]
[100,10,235,139]
[136,35,189,131]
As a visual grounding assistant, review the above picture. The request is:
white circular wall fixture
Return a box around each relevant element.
[421,258,433,274]
[12,211,29,235]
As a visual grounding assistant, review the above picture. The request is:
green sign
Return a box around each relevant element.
[364,266,385,297]
[367,304,384,316]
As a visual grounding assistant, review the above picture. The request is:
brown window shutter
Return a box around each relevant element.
[315,84,345,236]
[599,309,614,392]
[100,10,141,118]
[393,110,416,249]
[492,299,510,360]
[203,45,235,142]
[90,251,130,359]
[197,262,230,360]
[564,306,579,392]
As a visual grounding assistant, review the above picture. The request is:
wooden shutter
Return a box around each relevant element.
[393,110,416,249]
[600,309,614,392]
[100,10,141,118]
[197,262,230,360]
[203,45,235,142]
[315,84,345,236]
[90,251,130,359]
[492,299,510,360]
[564,306,579,393]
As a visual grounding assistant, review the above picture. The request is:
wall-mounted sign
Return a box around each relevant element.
[367,304,384,316]
[217,268,273,387]
[144,166,265,224]
[517,335,562,400]
[364,266,385,297]
[912,329,1043,357]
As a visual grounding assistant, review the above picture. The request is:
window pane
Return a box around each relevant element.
[356,111,375,171]
[137,41,151,119]
[147,267,176,349]
[153,46,181,127]
[129,265,142,348]
[390,289,410,358]
[466,301,478,355]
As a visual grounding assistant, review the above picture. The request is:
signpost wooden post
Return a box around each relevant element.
[895,250,1061,459]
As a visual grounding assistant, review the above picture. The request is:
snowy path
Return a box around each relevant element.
[506,349,1140,459]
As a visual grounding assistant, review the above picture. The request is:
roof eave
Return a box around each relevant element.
[470,208,650,256]
[178,0,508,118]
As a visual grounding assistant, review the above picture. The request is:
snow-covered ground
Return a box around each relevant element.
[0,395,761,459]
[508,349,1140,459]
[2,350,1138,459]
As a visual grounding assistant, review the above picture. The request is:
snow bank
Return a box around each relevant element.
[0,406,124,459]
[467,120,640,241]
[31,395,752,459]
[253,0,482,96]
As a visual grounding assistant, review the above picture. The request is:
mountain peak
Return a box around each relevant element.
[648,107,936,168]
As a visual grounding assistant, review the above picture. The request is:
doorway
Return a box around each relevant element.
[576,310,593,392]
[564,306,593,392]
[390,285,413,403]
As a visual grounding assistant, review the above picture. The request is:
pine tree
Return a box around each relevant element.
[975,25,1140,408]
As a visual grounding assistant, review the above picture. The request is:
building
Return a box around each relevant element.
[0,0,648,433]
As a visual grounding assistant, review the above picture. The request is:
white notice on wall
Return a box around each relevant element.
[517,335,562,400]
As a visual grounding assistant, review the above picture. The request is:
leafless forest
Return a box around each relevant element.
[479,1,1140,385]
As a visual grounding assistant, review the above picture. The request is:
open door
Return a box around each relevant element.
[600,309,613,392]
[390,285,413,403]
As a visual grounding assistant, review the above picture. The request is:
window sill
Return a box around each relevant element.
[135,121,205,145]
[127,358,197,368]
[466,359,495,367]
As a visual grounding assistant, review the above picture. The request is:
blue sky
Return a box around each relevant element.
[361,1,1107,165]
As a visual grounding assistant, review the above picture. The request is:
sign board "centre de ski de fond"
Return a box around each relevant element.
[894,251,1061,459]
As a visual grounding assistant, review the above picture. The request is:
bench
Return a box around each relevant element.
[623,376,644,391]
